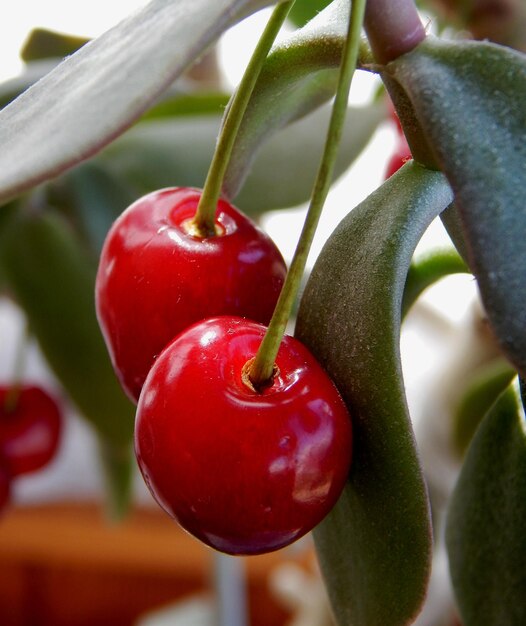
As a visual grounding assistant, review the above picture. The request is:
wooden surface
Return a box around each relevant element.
[0,502,293,626]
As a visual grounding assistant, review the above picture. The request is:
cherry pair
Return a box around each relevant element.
[96,187,352,555]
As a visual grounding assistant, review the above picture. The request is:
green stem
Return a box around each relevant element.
[4,320,30,413]
[249,0,367,387]
[191,1,293,237]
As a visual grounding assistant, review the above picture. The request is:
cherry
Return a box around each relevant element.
[0,459,11,514]
[96,187,287,403]
[135,315,352,556]
[0,386,62,476]
[384,136,412,179]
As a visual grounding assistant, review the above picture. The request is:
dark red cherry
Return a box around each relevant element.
[96,187,287,402]
[135,315,352,556]
[0,458,11,514]
[0,385,62,476]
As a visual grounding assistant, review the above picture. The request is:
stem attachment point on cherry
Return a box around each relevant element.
[242,357,279,393]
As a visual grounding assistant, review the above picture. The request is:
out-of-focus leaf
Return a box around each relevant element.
[97,117,220,197]
[57,162,136,255]
[295,163,453,626]
[0,205,134,444]
[21,27,89,62]
[453,359,517,455]
[446,381,526,625]
[98,99,383,216]
[402,246,469,317]
[98,437,134,522]
[234,100,384,213]
[0,0,280,205]
[388,37,526,379]
[0,60,57,110]
[287,0,333,27]
[223,0,374,199]
[142,92,230,120]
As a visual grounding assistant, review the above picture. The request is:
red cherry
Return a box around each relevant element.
[96,187,287,403]
[387,97,404,136]
[0,459,11,514]
[0,386,62,476]
[135,315,352,556]
[384,137,412,179]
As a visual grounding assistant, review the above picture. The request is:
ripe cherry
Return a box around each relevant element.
[96,187,287,403]
[0,386,62,476]
[135,315,352,556]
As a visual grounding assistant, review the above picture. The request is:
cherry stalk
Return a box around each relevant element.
[191,1,294,237]
[249,0,367,388]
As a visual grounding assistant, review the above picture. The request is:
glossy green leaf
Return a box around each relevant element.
[223,0,374,199]
[287,0,333,27]
[21,27,89,62]
[0,206,134,444]
[0,0,279,205]
[98,100,383,215]
[295,163,453,626]
[388,37,526,379]
[446,381,526,625]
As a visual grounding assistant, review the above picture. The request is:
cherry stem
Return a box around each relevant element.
[249,0,367,388]
[3,321,30,413]
[364,0,426,64]
[191,1,293,237]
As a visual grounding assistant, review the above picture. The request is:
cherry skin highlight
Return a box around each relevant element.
[135,315,352,556]
[96,187,287,403]
[0,386,62,476]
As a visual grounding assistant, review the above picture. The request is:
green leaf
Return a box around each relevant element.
[295,163,453,626]
[141,92,230,121]
[20,27,90,62]
[98,437,134,522]
[287,0,333,27]
[223,0,373,200]
[56,162,136,255]
[0,0,280,205]
[402,246,469,317]
[97,99,383,215]
[388,37,526,379]
[0,205,134,444]
[446,381,526,625]
[453,359,517,456]
[234,100,384,213]
[0,60,57,110]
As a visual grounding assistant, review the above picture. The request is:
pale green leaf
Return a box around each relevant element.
[0,0,279,205]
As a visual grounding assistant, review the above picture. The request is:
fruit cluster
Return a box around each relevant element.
[0,385,62,513]
[96,187,353,555]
